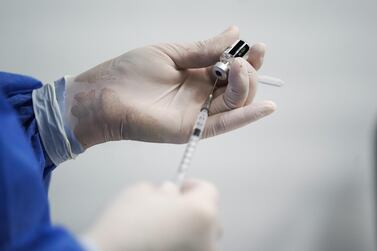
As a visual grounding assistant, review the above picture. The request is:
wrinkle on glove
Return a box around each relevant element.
[33,77,84,166]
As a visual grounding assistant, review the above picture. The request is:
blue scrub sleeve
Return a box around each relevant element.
[0,72,55,187]
[0,82,84,250]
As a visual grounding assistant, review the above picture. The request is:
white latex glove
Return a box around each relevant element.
[84,180,220,251]
[64,26,276,149]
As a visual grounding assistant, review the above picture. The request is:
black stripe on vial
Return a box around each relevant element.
[234,44,250,57]
[193,128,201,136]
[228,40,245,56]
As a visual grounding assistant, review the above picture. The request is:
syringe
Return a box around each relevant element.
[175,76,283,187]
[175,39,284,187]
[176,78,219,187]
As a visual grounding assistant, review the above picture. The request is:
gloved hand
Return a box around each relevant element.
[63,26,276,149]
[84,180,220,251]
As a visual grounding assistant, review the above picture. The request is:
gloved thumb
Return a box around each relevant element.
[162,26,239,69]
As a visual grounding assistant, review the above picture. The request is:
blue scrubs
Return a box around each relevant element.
[0,72,83,251]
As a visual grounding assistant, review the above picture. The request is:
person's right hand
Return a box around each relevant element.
[84,180,220,251]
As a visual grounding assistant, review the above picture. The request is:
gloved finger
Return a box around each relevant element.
[210,44,265,109]
[212,86,226,98]
[159,26,239,69]
[209,57,249,115]
[203,101,276,138]
[242,43,266,105]
[160,181,179,196]
[247,42,266,70]
[180,179,201,193]
[244,61,258,105]
[183,180,219,225]
[181,179,219,203]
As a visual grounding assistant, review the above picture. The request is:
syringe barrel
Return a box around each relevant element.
[176,109,209,187]
[192,109,208,137]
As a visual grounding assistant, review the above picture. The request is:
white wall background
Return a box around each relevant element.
[1,0,376,250]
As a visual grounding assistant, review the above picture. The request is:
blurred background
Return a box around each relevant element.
[1,0,376,250]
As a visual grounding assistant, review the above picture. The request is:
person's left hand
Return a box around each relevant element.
[63,26,275,149]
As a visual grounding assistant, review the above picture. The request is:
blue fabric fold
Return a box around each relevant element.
[0,71,55,187]
[0,72,84,251]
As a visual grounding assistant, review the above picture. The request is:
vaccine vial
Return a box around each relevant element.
[212,40,250,80]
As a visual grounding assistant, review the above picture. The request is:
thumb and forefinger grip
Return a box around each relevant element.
[162,26,240,69]
[209,58,250,115]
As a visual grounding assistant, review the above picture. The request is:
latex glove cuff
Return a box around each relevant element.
[32,77,84,165]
